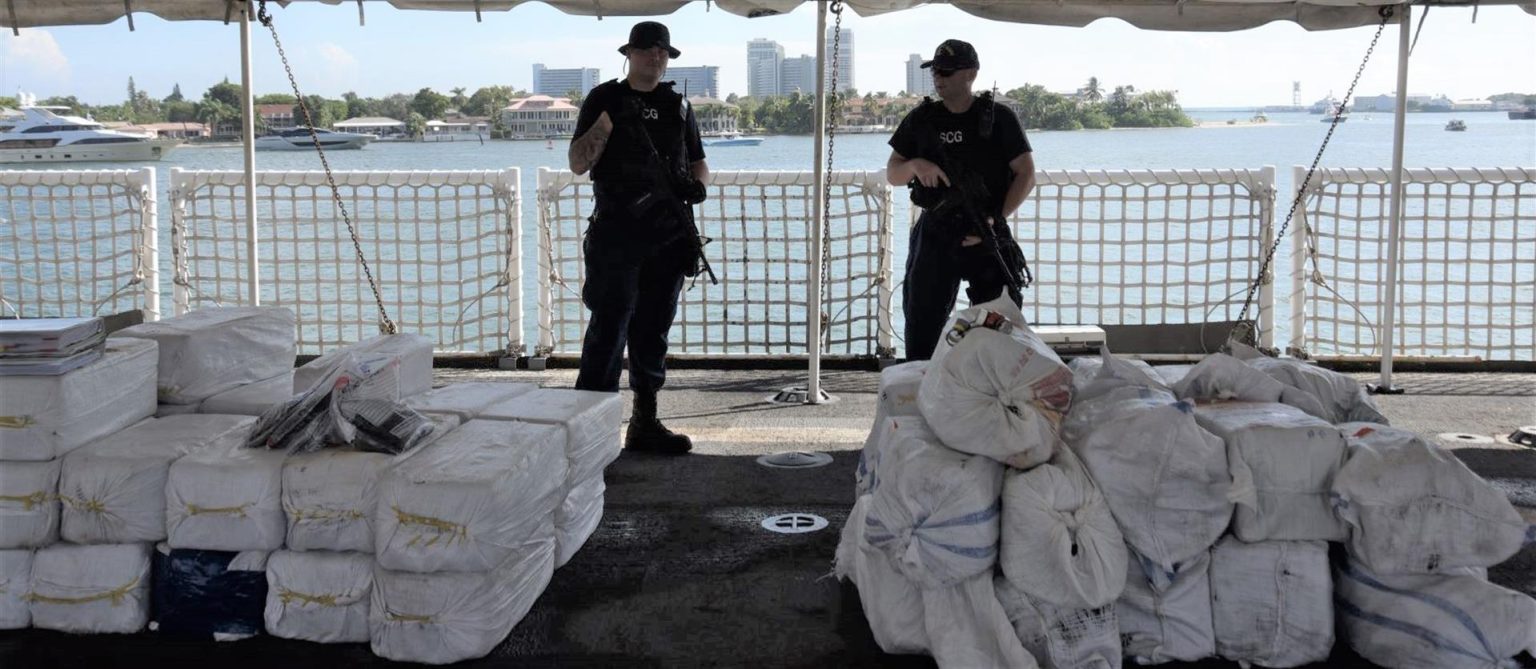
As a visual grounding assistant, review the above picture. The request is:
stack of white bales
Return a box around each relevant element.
[842,298,1127,669]
[0,335,158,633]
[113,307,295,418]
[478,388,622,567]
[262,333,448,647]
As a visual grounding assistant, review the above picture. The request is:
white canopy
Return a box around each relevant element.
[3,0,1533,33]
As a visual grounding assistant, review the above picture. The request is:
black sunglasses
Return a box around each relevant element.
[932,68,958,77]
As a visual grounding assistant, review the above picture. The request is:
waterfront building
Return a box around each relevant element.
[667,66,720,99]
[690,97,740,135]
[905,54,933,96]
[532,64,601,97]
[825,27,855,93]
[747,39,784,98]
[780,55,817,96]
[334,116,407,138]
[500,95,579,139]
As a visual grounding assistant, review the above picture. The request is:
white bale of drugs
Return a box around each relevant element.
[1227,342,1387,424]
[555,476,605,568]
[1153,364,1194,387]
[1065,388,1232,572]
[0,458,58,548]
[1117,549,1216,664]
[1209,536,1333,667]
[60,414,254,544]
[375,419,566,573]
[923,575,1041,669]
[1000,446,1127,610]
[0,549,31,629]
[480,388,621,486]
[1333,423,1528,574]
[404,382,538,422]
[282,449,395,553]
[866,417,1003,589]
[294,333,433,400]
[155,402,201,417]
[264,550,373,643]
[918,299,1072,469]
[1067,353,1157,397]
[1194,401,1348,542]
[0,337,157,462]
[199,371,295,416]
[370,525,555,665]
[858,361,927,496]
[166,440,287,551]
[27,542,152,634]
[1173,353,1328,418]
[1335,558,1536,669]
[994,575,1121,669]
[835,495,929,656]
[116,307,295,405]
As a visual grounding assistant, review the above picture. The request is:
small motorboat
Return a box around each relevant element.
[702,134,764,147]
[1445,119,1467,132]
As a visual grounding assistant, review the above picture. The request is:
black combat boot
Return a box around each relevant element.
[625,390,693,455]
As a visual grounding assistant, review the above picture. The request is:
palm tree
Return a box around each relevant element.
[196,99,236,138]
[450,87,468,109]
[1083,77,1103,103]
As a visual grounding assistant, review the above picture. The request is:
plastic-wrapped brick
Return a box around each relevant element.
[0,549,31,629]
[404,382,538,422]
[115,307,295,405]
[0,337,157,461]
[166,441,287,551]
[28,543,152,634]
[264,550,373,643]
[1194,401,1348,542]
[0,458,59,548]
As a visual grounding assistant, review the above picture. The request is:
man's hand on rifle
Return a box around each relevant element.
[909,158,951,189]
[959,215,995,247]
[679,178,707,205]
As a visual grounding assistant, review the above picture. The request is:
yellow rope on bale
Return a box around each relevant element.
[25,577,141,606]
[0,491,50,511]
[57,495,107,514]
[278,588,353,608]
[186,503,250,518]
[393,506,469,547]
[0,415,36,428]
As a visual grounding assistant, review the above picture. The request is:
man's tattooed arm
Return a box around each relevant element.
[568,111,614,176]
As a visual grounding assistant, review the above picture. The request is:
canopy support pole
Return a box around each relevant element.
[807,0,828,404]
[1376,4,1410,394]
[240,1,261,305]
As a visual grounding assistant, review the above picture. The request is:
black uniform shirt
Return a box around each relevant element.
[574,79,706,188]
[888,96,1031,215]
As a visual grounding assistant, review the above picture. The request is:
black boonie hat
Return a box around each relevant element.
[920,39,979,70]
[618,21,681,58]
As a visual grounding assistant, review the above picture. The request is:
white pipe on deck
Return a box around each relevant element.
[240,2,260,306]
[807,0,827,404]
[1380,4,1411,391]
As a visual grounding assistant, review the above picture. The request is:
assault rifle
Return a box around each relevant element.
[623,93,717,285]
[910,154,1032,291]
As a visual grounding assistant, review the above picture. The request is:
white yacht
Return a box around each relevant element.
[0,106,179,164]
[255,127,374,151]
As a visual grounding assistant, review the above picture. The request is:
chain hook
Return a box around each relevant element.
[255,0,272,27]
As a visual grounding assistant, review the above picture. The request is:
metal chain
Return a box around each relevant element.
[1233,6,1393,342]
[256,0,397,335]
[819,0,844,344]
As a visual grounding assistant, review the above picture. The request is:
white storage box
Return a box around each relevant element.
[0,337,157,461]
[1118,549,1216,664]
[1000,447,1127,610]
[1209,536,1333,667]
[1194,401,1348,542]
[918,303,1072,469]
[166,441,288,551]
[0,549,31,629]
[1064,389,1231,572]
[199,371,295,416]
[834,495,928,656]
[265,550,373,643]
[116,307,295,405]
[282,449,395,553]
[0,458,59,548]
[1336,558,1536,669]
[479,388,622,484]
[995,575,1121,669]
[295,333,433,400]
[1334,423,1528,574]
[866,416,1003,589]
[404,382,538,422]
[375,419,567,573]
[370,529,555,665]
[28,542,152,634]
[556,476,605,568]
[59,414,253,545]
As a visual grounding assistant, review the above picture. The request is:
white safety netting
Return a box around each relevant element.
[1292,167,1536,361]
[535,169,893,357]
[0,169,160,320]
[169,169,522,356]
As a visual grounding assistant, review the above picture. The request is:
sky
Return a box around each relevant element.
[1,2,1533,109]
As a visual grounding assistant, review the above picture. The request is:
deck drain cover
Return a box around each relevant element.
[1510,426,1536,447]
[762,513,828,534]
[757,451,834,469]
[1439,432,1495,444]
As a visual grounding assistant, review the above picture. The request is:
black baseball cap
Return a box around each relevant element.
[618,21,681,58]
[920,39,979,70]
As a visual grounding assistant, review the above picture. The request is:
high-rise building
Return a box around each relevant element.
[905,54,933,96]
[780,55,817,96]
[532,64,601,97]
[665,66,720,99]
[747,38,784,98]
[824,27,855,93]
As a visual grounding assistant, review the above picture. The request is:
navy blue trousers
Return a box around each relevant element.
[903,214,1023,361]
[574,218,693,394]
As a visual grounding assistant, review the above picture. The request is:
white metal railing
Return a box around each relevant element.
[535,169,894,357]
[917,167,1278,348]
[169,169,522,356]
[0,168,160,320]
[1291,166,1536,361]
